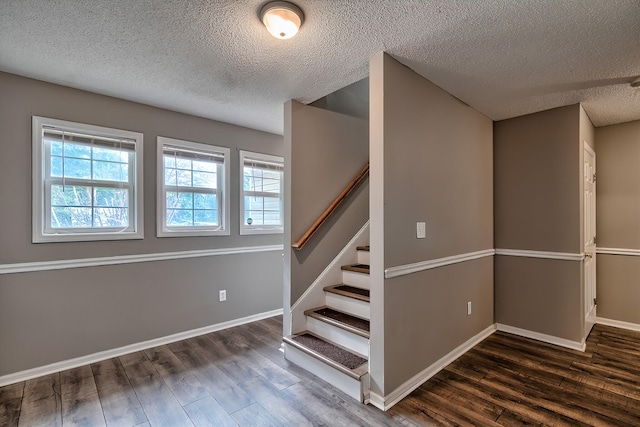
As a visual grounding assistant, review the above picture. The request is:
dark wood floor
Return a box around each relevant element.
[1,319,640,426]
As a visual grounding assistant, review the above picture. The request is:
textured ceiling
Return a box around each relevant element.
[1,0,639,134]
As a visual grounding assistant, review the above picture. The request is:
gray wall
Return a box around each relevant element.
[595,120,640,324]
[284,100,369,307]
[494,104,584,342]
[371,53,494,395]
[0,72,284,376]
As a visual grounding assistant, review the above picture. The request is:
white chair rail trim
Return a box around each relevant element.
[495,248,584,261]
[384,249,495,279]
[0,245,284,275]
[596,247,640,256]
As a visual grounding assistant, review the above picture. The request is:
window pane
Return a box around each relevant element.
[164,168,177,186]
[262,178,281,193]
[64,158,91,179]
[263,196,281,210]
[246,210,264,224]
[51,185,92,207]
[63,143,91,159]
[51,207,92,228]
[193,171,215,188]
[263,211,282,225]
[93,147,128,162]
[176,158,191,169]
[167,209,193,226]
[94,187,129,208]
[194,209,218,226]
[49,141,63,156]
[93,161,128,182]
[93,208,129,227]
[193,160,215,172]
[177,169,192,186]
[164,155,176,168]
[194,193,217,209]
[50,156,63,177]
[166,192,193,209]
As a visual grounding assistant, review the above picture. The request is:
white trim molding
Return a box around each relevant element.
[0,244,284,275]
[384,249,494,279]
[596,247,640,256]
[596,317,640,332]
[496,323,586,352]
[369,324,496,411]
[495,249,584,261]
[0,308,283,388]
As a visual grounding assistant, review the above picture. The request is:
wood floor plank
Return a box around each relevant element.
[91,358,147,427]
[183,396,237,427]
[195,334,259,384]
[281,381,369,427]
[238,376,313,426]
[8,317,640,427]
[0,382,25,427]
[18,373,62,427]
[230,402,280,427]
[120,351,194,427]
[168,340,254,413]
[60,365,106,427]
[388,396,458,426]
[143,345,209,406]
[216,328,301,390]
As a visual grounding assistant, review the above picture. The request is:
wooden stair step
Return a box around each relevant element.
[284,332,368,379]
[305,306,370,338]
[356,245,370,252]
[341,264,370,274]
[324,285,370,302]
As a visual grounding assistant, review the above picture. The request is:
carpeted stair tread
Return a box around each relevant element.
[324,285,370,302]
[341,264,370,274]
[289,333,367,370]
[306,306,370,337]
[356,245,370,252]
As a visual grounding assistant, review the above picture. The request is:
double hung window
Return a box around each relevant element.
[240,150,284,235]
[157,137,230,237]
[32,117,143,242]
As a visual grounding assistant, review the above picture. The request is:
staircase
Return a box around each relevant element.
[284,245,371,402]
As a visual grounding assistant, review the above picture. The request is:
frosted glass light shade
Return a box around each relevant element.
[260,1,304,40]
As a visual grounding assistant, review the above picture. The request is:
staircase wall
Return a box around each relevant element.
[284,101,369,335]
[369,53,494,397]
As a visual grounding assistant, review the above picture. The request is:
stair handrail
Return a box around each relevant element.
[292,162,369,251]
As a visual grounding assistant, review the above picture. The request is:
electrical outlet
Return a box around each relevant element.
[219,290,227,302]
[416,222,426,239]
[467,301,472,316]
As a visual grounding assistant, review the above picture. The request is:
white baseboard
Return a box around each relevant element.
[0,308,283,388]
[596,317,640,332]
[496,323,585,352]
[369,324,496,411]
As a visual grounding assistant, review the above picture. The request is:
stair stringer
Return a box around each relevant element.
[289,221,370,336]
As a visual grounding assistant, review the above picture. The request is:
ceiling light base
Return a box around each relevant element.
[260,1,304,40]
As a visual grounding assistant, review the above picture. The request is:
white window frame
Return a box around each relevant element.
[157,136,230,237]
[239,150,284,235]
[32,116,144,243]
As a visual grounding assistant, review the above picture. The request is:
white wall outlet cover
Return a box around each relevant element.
[219,290,227,302]
[416,222,426,239]
[467,301,472,315]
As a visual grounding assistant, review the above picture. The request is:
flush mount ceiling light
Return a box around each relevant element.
[631,77,640,88]
[260,1,304,40]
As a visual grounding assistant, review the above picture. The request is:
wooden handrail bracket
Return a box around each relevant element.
[292,162,369,250]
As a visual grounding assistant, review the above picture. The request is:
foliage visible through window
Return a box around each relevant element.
[32,117,143,242]
[240,151,284,235]
[157,137,230,236]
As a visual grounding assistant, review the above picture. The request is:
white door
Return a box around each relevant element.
[584,142,596,331]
